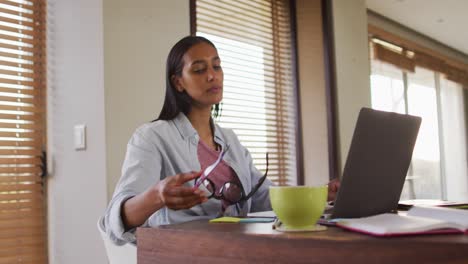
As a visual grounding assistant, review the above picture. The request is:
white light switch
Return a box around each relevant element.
[74,124,86,150]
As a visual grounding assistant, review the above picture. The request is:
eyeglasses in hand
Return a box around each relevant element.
[195,152,269,204]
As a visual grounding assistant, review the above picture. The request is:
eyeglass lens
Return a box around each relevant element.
[220,182,243,203]
[200,178,215,198]
[200,178,244,203]
[196,153,268,204]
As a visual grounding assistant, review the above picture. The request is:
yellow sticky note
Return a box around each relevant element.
[209,217,241,223]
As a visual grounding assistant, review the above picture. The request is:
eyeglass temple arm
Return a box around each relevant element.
[244,153,269,201]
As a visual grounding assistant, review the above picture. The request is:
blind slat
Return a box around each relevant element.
[0,113,41,121]
[0,149,42,155]
[373,43,415,72]
[0,104,43,113]
[0,131,42,138]
[0,95,36,104]
[0,157,42,164]
[0,24,34,36]
[0,77,34,85]
[0,42,36,54]
[0,200,43,210]
[0,0,34,9]
[0,243,46,255]
[0,87,39,95]
[0,50,36,62]
[0,32,35,45]
[0,60,36,70]
[219,126,287,134]
[0,257,46,264]
[0,258,47,264]
[0,166,42,174]
[0,175,41,182]
[0,14,34,28]
[0,6,37,20]
[198,19,273,41]
[0,68,36,79]
[220,101,291,113]
[0,217,44,229]
[198,1,271,24]
[0,226,45,239]
[0,183,42,193]
[197,0,297,186]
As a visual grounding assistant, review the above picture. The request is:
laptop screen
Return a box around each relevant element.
[331,108,421,219]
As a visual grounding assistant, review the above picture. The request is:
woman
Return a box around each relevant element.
[103,36,339,245]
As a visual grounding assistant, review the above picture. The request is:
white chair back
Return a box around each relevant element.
[97,217,137,264]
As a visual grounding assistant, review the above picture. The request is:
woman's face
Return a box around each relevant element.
[173,42,224,110]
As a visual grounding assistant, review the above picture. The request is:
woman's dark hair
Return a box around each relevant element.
[155,36,221,121]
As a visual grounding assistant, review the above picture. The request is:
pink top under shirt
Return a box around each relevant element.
[197,140,242,210]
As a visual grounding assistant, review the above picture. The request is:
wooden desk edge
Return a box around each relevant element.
[136,221,468,264]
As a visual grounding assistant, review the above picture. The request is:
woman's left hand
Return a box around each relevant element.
[327,178,340,202]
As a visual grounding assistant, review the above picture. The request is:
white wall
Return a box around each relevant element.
[103,0,190,199]
[296,0,330,186]
[47,0,108,263]
[295,0,372,182]
[332,0,371,172]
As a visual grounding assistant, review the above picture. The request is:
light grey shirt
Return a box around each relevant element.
[103,113,273,245]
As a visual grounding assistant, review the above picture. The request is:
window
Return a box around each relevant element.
[0,1,47,263]
[370,39,468,201]
[194,0,300,185]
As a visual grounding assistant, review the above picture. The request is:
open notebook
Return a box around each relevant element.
[336,206,468,237]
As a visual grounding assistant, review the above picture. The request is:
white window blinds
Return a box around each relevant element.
[195,0,299,185]
[0,0,47,263]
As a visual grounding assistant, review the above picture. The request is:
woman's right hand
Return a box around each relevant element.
[155,171,208,210]
[121,171,207,230]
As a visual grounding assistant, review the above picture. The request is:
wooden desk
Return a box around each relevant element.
[137,220,468,263]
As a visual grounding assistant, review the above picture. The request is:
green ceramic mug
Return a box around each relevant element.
[269,186,328,230]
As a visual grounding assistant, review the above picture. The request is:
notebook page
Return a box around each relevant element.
[407,206,468,229]
[336,213,464,235]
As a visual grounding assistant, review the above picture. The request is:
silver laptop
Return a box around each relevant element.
[330,107,421,219]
